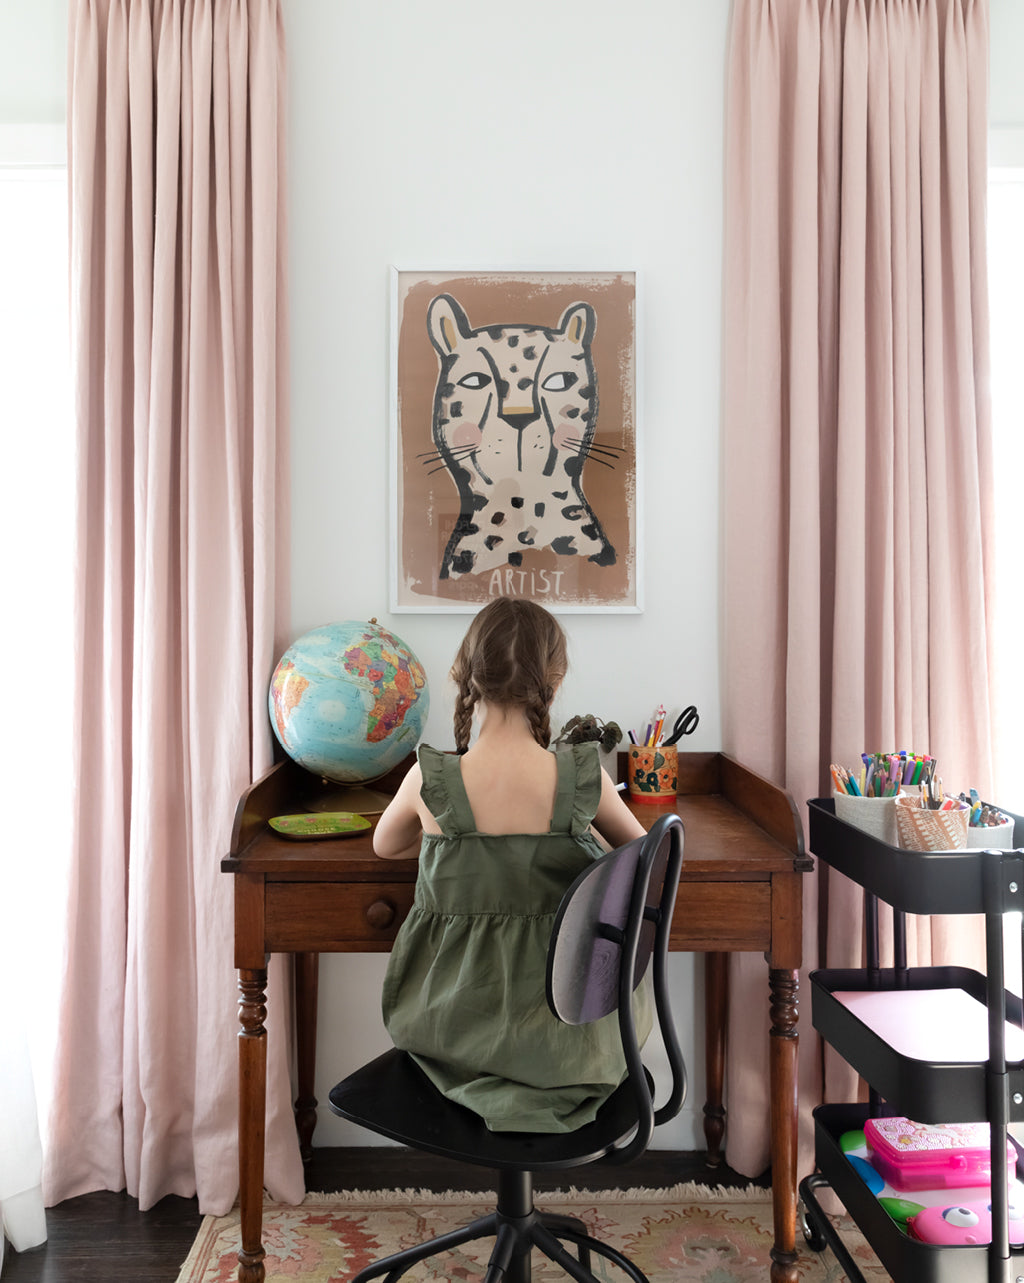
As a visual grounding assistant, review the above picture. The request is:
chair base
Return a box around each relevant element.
[349,1169,650,1283]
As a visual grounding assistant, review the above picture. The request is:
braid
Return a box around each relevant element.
[524,693,552,749]
[453,681,477,753]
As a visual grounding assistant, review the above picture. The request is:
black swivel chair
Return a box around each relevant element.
[328,812,686,1283]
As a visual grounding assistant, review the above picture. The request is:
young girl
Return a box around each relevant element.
[373,598,649,1134]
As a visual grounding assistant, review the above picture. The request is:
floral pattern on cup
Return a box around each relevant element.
[628,745,678,804]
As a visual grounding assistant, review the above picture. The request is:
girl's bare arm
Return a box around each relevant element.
[372,764,426,859]
[592,768,647,849]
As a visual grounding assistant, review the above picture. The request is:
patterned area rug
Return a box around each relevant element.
[175,1184,885,1282]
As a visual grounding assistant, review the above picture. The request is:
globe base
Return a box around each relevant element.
[314,783,396,816]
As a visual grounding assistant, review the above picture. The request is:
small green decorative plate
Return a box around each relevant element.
[269,812,373,840]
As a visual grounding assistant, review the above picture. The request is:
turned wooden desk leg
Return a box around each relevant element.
[703,951,728,1167]
[295,952,319,1162]
[238,968,268,1283]
[768,966,799,1283]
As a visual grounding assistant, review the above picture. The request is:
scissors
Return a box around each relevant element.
[662,705,699,746]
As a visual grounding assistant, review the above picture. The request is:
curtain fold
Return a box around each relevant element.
[44,0,302,1215]
[721,0,992,1179]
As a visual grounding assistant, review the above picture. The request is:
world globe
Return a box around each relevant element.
[269,620,429,784]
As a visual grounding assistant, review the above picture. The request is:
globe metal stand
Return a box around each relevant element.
[312,782,395,817]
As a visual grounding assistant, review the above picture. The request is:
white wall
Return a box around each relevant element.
[283,0,727,1148]
[991,0,1024,129]
[0,0,65,127]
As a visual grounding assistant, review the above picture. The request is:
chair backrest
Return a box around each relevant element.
[545,812,685,1163]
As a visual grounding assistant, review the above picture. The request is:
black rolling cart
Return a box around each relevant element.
[800,797,1024,1283]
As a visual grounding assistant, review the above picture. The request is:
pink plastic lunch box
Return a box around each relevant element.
[864,1117,1018,1191]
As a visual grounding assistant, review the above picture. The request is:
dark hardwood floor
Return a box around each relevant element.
[1,1147,766,1282]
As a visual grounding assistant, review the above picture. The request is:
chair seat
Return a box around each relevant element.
[328,1048,645,1172]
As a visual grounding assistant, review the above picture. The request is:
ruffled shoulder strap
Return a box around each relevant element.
[550,743,602,836]
[417,743,475,836]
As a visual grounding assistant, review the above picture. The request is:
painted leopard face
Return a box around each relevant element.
[427,294,598,485]
[425,293,614,580]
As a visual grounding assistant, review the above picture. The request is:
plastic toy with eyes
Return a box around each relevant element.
[908,1195,1024,1245]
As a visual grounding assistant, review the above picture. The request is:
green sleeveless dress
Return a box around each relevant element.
[382,742,650,1134]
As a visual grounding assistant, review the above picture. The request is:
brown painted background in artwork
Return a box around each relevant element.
[395,271,637,610]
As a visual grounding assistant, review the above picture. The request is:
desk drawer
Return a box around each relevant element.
[264,879,771,953]
[265,882,415,952]
[671,882,771,951]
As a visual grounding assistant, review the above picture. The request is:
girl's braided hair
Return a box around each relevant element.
[450,599,568,753]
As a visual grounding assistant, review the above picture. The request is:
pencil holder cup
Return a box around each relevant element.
[895,793,969,851]
[833,792,899,847]
[964,820,1015,849]
[627,745,678,804]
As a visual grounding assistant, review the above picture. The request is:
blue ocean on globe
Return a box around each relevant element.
[269,620,429,783]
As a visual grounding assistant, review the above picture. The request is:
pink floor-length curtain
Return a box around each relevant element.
[721,0,993,1179]
[44,0,304,1215]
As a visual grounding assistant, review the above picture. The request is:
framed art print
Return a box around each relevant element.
[389,268,641,613]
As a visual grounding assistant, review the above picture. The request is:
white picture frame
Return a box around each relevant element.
[388,266,642,614]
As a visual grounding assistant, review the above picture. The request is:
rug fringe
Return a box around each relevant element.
[293,1181,771,1207]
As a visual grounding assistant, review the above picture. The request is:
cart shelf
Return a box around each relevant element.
[811,965,1024,1122]
[807,798,1024,915]
[803,1103,1023,1283]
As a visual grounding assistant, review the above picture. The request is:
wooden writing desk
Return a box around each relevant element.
[223,750,811,1283]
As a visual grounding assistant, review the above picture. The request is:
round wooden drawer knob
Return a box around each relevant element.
[366,899,396,929]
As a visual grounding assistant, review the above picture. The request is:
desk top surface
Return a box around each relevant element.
[223,751,811,881]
